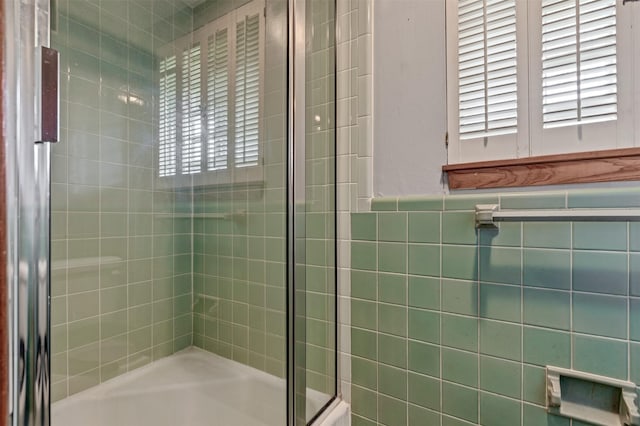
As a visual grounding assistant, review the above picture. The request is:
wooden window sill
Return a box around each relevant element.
[443,148,640,190]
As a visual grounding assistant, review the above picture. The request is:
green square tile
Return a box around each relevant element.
[442,279,478,316]
[409,212,441,243]
[408,244,440,277]
[352,242,377,271]
[479,222,521,247]
[68,291,99,321]
[443,348,478,387]
[399,196,444,211]
[408,404,440,426]
[573,335,627,380]
[479,282,520,322]
[523,288,570,330]
[378,273,407,305]
[480,320,521,361]
[378,364,407,400]
[479,392,521,426]
[351,270,377,301]
[523,222,571,249]
[379,333,407,368]
[568,188,640,208]
[378,394,407,426]
[573,222,627,251]
[378,242,407,273]
[442,212,477,245]
[408,340,440,377]
[100,310,126,340]
[442,245,478,280]
[501,192,566,210]
[523,327,570,368]
[479,247,521,285]
[371,198,398,211]
[480,356,521,397]
[379,303,407,337]
[631,299,640,341]
[445,195,499,211]
[523,249,571,290]
[631,343,640,384]
[351,384,377,421]
[441,313,478,352]
[631,254,640,296]
[68,342,99,376]
[408,276,440,310]
[408,372,441,411]
[352,328,377,361]
[100,286,127,314]
[631,223,640,252]
[378,212,407,242]
[408,308,440,344]
[351,356,377,390]
[523,404,571,426]
[352,213,377,241]
[442,382,478,423]
[523,365,546,405]
[573,251,627,295]
[352,299,377,331]
[68,317,99,349]
[573,293,627,339]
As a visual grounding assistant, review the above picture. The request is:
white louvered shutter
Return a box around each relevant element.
[458,0,518,140]
[542,0,617,128]
[234,12,261,168]
[181,44,203,175]
[159,55,177,177]
[207,28,229,171]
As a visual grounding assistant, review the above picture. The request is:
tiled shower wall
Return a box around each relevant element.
[190,0,289,379]
[50,0,194,401]
[350,190,640,426]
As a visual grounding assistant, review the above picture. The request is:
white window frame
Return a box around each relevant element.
[446,0,639,165]
[156,0,265,189]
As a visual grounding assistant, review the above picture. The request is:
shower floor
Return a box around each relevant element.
[52,347,329,426]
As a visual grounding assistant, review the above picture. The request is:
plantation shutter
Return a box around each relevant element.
[234,12,261,168]
[541,0,617,128]
[181,44,203,174]
[159,55,177,177]
[207,28,229,171]
[458,0,518,140]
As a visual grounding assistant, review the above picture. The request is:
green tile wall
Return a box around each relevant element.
[51,0,194,401]
[352,189,640,425]
[188,0,288,378]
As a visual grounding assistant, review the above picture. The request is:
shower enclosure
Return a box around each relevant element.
[5,0,337,424]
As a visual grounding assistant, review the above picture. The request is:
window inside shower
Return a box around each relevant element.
[46,0,336,424]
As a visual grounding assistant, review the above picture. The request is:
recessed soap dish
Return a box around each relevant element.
[546,366,640,426]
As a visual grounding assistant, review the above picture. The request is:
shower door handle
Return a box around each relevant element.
[36,46,59,144]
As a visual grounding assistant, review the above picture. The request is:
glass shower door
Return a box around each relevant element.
[47,0,290,424]
[8,0,338,424]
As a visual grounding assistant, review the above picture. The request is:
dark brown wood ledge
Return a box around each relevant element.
[443,148,640,190]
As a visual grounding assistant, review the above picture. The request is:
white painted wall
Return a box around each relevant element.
[373,0,447,196]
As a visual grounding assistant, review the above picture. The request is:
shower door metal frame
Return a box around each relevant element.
[287,0,339,424]
[5,0,52,425]
[287,0,306,423]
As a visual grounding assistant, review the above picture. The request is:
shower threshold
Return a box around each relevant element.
[52,347,330,426]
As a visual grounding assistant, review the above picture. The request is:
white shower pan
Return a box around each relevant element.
[52,347,331,426]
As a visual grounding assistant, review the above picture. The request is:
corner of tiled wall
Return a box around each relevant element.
[336,0,374,404]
